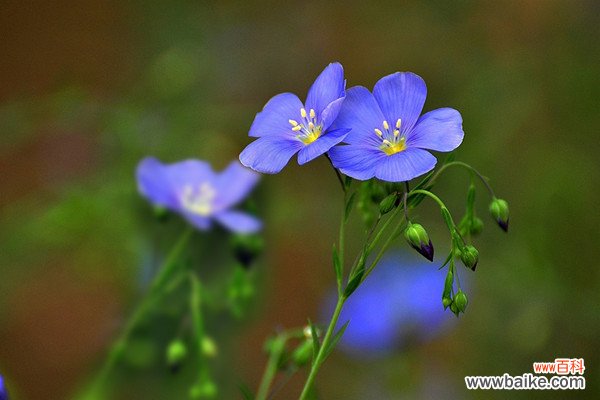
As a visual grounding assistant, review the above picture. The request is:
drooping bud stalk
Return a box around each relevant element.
[489,198,509,232]
[404,223,434,262]
[460,245,479,271]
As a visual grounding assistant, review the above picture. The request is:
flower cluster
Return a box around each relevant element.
[240,63,464,182]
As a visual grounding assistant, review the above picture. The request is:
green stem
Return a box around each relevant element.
[84,227,194,398]
[256,336,286,400]
[363,217,407,282]
[430,161,495,197]
[299,296,345,400]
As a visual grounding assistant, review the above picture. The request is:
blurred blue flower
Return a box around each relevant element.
[329,72,464,182]
[0,374,8,400]
[323,252,463,358]
[240,62,349,173]
[137,158,261,233]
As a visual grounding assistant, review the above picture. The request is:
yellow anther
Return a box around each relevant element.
[308,122,315,130]
[289,119,299,127]
[383,120,389,130]
[393,130,400,137]
[396,119,402,129]
[292,125,302,131]
[309,109,316,119]
[382,139,392,146]
[374,128,383,137]
[300,108,307,118]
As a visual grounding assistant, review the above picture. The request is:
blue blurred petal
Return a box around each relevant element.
[249,93,304,137]
[373,72,427,134]
[320,96,345,132]
[375,147,437,182]
[297,128,350,165]
[331,86,385,147]
[163,159,215,188]
[213,161,260,211]
[0,374,7,400]
[136,157,180,209]
[239,135,303,174]
[406,108,464,152]
[305,62,345,114]
[181,212,212,231]
[329,145,384,180]
[214,210,262,233]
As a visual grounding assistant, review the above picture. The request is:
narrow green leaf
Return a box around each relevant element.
[238,383,255,400]
[332,244,342,290]
[344,191,357,222]
[344,268,364,298]
[322,320,350,360]
[308,319,320,362]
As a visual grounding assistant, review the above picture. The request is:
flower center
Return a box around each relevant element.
[181,182,216,216]
[289,108,322,145]
[374,119,406,155]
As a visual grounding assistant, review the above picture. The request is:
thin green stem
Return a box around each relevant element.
[325,154,346,193]
[256,336,286,400]
[337,195,346,295]
[363,217,407,282]
[299,295,345,399]
[83,227,194,398]
[430,161,495,197]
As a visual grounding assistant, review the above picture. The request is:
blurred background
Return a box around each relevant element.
[0,1,598,399]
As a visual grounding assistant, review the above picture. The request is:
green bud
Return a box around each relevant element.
[470,217,484,235]
[190,379,217,399]
[442,296,453,309]
[379,192,399,215]
[201,336,217,358]
[230,234,264,268]
[166,339,187,371]
[153,205,170,222]
[291,340,313,367]
[404,223,434,261]
[460,245,479,271]
[489,198,509,232]
[449,302,459,317]
[454,290,468,313]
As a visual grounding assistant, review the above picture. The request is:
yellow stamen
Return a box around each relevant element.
[308,122,315,130]
[393,130,400,137]
[309,109,316,119]
[374,128,383,137]
[381,137,407,156]
[289,119,299,127]
[383,120,389,130]
[396,118,402,129]
[300,108,307,118]
[382,139,392,146]
[292,125,302,131]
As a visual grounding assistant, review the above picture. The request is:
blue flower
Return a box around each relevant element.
[137,158,261,233]
[0,374,8,400]
[329,72,464,182]
[322,252,461,358]
[239,63,349,173]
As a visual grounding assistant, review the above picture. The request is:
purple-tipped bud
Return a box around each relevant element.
[166,339,188,373]
[404,223,434,262]
[489,198,509,232]
[460,245,479,271]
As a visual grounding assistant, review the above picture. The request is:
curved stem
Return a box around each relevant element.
[325,154,346,193]
[83,227,194,398]
[430,161,495,197]
[256,335,286,400]
[299,296,345,400]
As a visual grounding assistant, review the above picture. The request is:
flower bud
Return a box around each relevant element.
[489,198,509,232]
[470,217,484,235]
[190,379,217,399]
[460,245,479,271]
[454,290,468,313]
[404,223,434,261]
[442,296,453,309]
[379,192,399,215]
[166,339,188,372]
[230,234,264,268]
[201,336,218,358]
[291,340,313,367]
[449,301,459,317]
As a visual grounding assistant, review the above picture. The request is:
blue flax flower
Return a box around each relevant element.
[240,62,349,173]
[322,252,461,358]
[0,374,8,400]
[329,72,464,182]
[137,158,261,233]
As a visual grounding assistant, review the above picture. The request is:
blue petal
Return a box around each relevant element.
[305,62,345,114]
[297,128,350,165]
[214,210,262,233]
[375,148,437,182]
[319,96,345,132]
[373,72,427,134]
[328,145,385,180]
[406,108,464,152]
[213,161,260,212]
[181,212,212,231]
[137,157,178,209]
[239,135,303,174]
[163,159,215,188]
[331,86,386,148]
[249,93,304,137]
